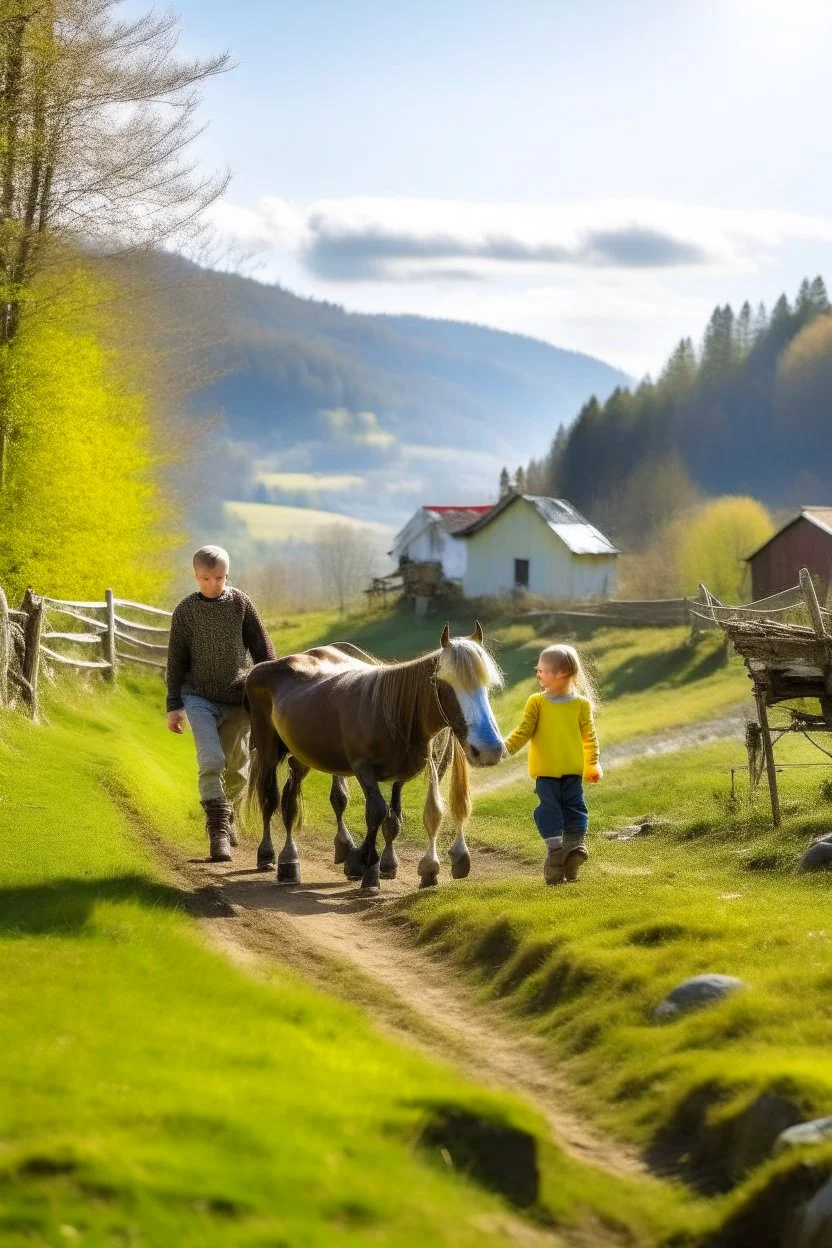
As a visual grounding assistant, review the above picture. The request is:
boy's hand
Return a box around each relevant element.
[584,763,603,784]
[167,710,186,734]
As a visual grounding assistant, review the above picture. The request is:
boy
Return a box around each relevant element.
[166,545,275,861]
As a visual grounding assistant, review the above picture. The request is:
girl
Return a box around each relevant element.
[505,643,601,885]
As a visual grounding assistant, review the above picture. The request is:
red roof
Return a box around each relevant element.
[425,505,492,514]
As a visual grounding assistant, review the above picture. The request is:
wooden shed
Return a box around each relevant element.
[747,508,832,600]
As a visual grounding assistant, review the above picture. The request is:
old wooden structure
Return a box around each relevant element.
[0,584,170,720]
[747,508,832,600]
[692,569,832,826]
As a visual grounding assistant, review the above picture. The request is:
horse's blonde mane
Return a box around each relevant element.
[341,638,502,746]
[437,638,504,693]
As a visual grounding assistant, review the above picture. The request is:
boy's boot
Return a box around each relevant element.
[543,836,565,885]
[227,804,239,848]
[563,831,588,883]
[202,798,232,862]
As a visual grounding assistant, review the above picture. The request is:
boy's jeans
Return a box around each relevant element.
[533,775,588,844]
[181,688,250,805]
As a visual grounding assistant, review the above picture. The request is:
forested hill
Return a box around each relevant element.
[528,277,832,548]
[143,253,630,527]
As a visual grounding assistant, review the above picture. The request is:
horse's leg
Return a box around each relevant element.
[346,764,387,893]
[448,737,473,880]
[277,756,309,884]
[330,775,359,874]
[379,780,403,879]
[418,756,444,888]
[246,693,287,871]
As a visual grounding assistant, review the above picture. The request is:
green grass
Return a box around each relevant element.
[265,606,750,748]
[0,673,702,1247]
[386,734,832,1238]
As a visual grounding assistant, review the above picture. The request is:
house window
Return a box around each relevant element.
[514,559,529,588]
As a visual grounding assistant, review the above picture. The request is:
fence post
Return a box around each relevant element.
[21,587,43,721]
[0,584,8,708]
[103,588,116,683]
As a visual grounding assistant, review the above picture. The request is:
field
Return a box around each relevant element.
[3,605,832,1246]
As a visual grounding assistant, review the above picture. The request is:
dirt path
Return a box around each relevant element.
[146,823,647,1188]
[474,705,748,794]
[139,707,750,1198]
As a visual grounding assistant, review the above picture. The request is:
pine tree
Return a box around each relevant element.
[770,293,792,326]
[514,466,526,493]
[736,301,753,359]
[796,278,813,314]
[753,301,768,341]
[809,276,831,313]
[499,466,511,497]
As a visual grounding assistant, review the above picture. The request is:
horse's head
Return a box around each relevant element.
[435,621,505,766]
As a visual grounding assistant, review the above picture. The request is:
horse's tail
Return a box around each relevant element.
[245,680,288,823]
[449,735,471,829]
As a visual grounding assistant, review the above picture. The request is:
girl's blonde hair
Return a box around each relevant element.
[539,643,598,708]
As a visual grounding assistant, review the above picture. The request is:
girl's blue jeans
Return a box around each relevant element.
[533,775,588,842]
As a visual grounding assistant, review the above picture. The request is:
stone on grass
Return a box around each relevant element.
[797,1175,832,1248]
[654,974,745,1021]
[799,840,832,872]
[775,1117,832,1155]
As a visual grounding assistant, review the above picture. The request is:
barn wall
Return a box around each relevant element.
[463,499,617,599]
[750,518,832,599]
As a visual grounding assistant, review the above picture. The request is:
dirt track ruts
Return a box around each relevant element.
[138,709,748,1204]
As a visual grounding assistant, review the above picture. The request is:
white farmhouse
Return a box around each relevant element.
[459,494,618,600]
[389,505,492,581]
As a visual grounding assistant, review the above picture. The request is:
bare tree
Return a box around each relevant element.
[0,0,232,487]
[315,524,377,615]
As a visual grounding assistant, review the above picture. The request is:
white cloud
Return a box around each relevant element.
[209,194,832,283]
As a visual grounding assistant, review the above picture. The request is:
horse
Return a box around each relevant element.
[245,622,505,891]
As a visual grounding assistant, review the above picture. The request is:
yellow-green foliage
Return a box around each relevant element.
[0,271,178,603]
[674,496,774,603]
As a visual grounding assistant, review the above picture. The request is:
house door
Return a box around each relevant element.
[514,558,529,589]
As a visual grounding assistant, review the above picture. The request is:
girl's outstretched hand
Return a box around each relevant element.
[584,763,603,784]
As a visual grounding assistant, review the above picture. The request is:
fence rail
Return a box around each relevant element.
[0,584,171,719]
[521,597,690,627]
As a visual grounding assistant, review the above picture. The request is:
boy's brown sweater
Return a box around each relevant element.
[165,587,275,712]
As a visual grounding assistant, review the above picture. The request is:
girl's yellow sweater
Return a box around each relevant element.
[505,693,599,778]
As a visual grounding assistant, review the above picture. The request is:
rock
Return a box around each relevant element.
[725,1095,804,1179]
[654,974,745,1021]
[799,841,832,872]
[797,1175,832,1248]
[775,1117,832,1155]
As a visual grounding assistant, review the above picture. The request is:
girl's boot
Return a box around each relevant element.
[543,836,565,885]
[563,830,588,882]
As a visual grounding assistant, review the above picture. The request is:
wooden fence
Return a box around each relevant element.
[521,597,690,628]
[0,585,170,721]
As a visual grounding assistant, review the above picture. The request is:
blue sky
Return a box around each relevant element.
[140,0,832,374]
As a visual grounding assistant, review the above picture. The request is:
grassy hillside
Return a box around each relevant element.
[137,252,631,534]
[6,606,832,1244]
[1,673,704,1247]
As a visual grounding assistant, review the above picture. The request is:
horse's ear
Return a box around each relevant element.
[472,620,484,645]
[440,623,451,648]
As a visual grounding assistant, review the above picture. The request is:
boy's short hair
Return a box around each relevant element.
[193,545,230,572]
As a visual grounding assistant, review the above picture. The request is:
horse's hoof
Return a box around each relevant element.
[334,833,355,865]
[379,846,398,879]
[276,860,300,885]
[450,852,471,880]
[419,871,439,888]
[360,864,381,892]
[257,856,276,872]
[344,848,364,881]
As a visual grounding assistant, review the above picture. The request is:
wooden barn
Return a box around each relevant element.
[459,493,618,600]
[747,508,832,600]
[389,504,492,581]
